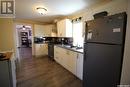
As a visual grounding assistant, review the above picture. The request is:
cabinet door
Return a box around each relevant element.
[43,25,52,36]
[57,21,60,37]
[61,48,69,69]
[34,25,44,36]
[35,44,48,56]
[54,46,64,64]
[60,20,66,37]
[41,44,48,55]
[58,47,66,65]
[57,21,64,37]
[54,46,59,61]
[76,53,83,80]
[66,19,72,37]
[34,24,52,37]
[35,44,41,56]
[54,49,59,62]
[65,49,77,75]
[57,19,72,37]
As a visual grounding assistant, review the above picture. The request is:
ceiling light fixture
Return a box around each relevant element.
[36,7,47,15]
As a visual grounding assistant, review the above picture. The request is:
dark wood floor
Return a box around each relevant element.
[16,48,82,87]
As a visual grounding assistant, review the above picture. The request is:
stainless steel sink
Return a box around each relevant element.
[75,47,83,49]
[59,45,84,53]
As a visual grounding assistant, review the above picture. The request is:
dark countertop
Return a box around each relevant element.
[55,45,84,54]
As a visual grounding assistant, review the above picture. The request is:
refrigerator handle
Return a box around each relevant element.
[84,43,87,61]
[84,51,87,61]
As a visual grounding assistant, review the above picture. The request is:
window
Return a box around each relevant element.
[72,22,83,47]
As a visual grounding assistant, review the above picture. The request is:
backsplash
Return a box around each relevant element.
[34,37,73,45]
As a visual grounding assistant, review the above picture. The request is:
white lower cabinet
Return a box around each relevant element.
[54,46,77,75]
[54,46,65,65]
[54,46,83,80]
[34,44,48,57]
[64,49,77,75]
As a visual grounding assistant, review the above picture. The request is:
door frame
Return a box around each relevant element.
[13,22,34,61]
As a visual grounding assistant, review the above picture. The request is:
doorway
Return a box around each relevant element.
[15,24,32,60]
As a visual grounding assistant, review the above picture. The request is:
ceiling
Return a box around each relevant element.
[15,0,109,23]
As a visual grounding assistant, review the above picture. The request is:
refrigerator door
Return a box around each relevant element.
[83,43,123,87]
[85,13,126,45]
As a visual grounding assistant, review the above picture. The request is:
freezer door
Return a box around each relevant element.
[83,43,123,87]
[85,13,126,45]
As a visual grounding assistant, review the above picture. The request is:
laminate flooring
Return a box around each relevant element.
[17,47,32,59]
[16,48,82,87]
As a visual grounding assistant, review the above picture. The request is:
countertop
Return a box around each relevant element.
[55,45,84,54]
[0,52,13,61]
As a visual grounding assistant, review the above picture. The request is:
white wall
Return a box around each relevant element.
[71,0,127,21]
[121,0,130,85]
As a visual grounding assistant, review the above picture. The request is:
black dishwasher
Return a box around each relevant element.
[48,43,54,59]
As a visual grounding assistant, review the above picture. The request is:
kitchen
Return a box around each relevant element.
[0,0,130,87]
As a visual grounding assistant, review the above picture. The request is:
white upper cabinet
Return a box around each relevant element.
[57,19,72,37]
[34,24,54,37]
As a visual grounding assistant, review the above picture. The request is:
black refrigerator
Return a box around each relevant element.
[83,12,127,87]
